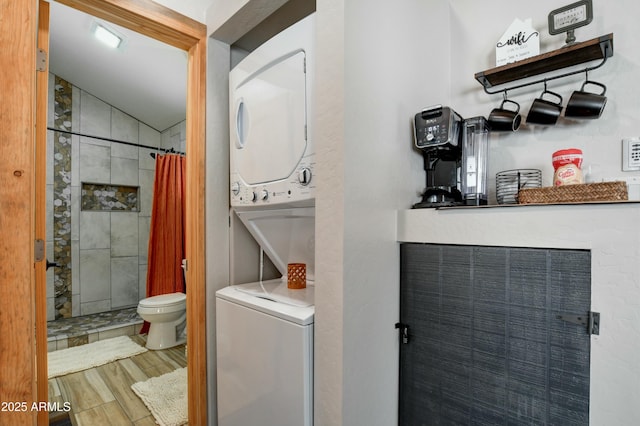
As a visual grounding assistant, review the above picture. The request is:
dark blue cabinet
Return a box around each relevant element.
[399,244,592,425]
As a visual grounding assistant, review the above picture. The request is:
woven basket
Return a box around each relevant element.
[518,181,628,204]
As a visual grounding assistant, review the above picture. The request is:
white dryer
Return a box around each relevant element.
[229,13,315,207]
[216,207,315,426]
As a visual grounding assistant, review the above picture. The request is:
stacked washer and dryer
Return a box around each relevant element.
[215,14,316,426]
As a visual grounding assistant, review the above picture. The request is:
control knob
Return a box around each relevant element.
[231,181,240,195]
[260,189,269,200]
[298,168,312,186]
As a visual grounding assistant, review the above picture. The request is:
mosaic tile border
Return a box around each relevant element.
[53,76,73,319]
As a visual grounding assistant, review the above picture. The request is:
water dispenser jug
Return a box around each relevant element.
[461,116,489,205]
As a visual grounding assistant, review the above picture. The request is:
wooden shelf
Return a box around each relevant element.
[475,33,613,89]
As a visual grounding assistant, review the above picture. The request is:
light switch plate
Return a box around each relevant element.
[622,138,640,171]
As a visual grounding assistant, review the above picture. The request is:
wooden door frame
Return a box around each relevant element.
[42,0,208,424]
[35,2,50,425]
[0,2,39,425]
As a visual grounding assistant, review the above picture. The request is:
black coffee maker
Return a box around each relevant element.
[413,105,490,208]
[413,105,463,208]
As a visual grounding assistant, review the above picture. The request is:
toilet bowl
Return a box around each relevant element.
[137,292,187,350]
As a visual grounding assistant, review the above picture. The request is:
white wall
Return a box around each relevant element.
[205,36,231,424]
[313,2,345,423]
[318,1,452,424]
[153,0,211,23]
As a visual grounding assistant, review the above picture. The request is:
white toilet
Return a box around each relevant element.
[137,292,187,350]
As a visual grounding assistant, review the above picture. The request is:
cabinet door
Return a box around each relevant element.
[399,244,591,425]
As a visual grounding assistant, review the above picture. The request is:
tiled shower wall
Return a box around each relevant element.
[47,73,186,320]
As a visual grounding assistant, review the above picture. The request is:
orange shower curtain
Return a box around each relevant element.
[140,153,186,334]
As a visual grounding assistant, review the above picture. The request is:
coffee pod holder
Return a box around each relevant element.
[496,169,542,204]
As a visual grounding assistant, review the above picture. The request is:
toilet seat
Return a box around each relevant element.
[139,292,186,309]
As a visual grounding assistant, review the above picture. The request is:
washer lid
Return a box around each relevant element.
[216,279,314,325]
[235,278,313,308]
[235,206,315,281]
[139,292,186,308]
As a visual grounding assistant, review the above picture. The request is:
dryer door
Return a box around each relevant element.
[231,51,307,186]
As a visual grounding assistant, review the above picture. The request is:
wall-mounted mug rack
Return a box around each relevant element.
[475,33,613,95]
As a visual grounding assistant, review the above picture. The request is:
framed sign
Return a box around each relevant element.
[496,18,540,66]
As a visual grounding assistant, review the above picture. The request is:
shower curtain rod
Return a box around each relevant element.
[47,127,185,156]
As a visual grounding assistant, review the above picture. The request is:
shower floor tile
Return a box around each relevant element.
[47,307,143,349]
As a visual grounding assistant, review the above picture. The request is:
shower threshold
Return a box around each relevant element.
[47,307,143,352]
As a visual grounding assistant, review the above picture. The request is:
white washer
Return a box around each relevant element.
[216,207,315,426]
[216,280,313,426]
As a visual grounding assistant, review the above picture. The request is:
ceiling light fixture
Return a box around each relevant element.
[93,23,122,49]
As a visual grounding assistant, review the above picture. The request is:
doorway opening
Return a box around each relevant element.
[35,1,207,424]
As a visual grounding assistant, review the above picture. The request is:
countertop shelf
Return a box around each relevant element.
[475,33,614,90]
[433,199,640,210]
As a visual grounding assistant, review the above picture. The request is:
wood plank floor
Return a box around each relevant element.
[48,335,187,425]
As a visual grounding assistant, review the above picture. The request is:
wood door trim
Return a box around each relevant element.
[35,2,50,425]
[38,1,208,425]
[0,1,38,424]
[186,36,208,425]
[55,0,206,50]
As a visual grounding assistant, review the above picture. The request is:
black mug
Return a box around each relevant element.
[565,81,607,119]
[526,89,563,125]
[488,99,521,132]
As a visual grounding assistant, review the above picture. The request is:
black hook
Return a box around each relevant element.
[46,259,60,271]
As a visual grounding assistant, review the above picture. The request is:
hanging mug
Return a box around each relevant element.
[565,81,607,119]
[488,99,521,132]
[526,88,564,125]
